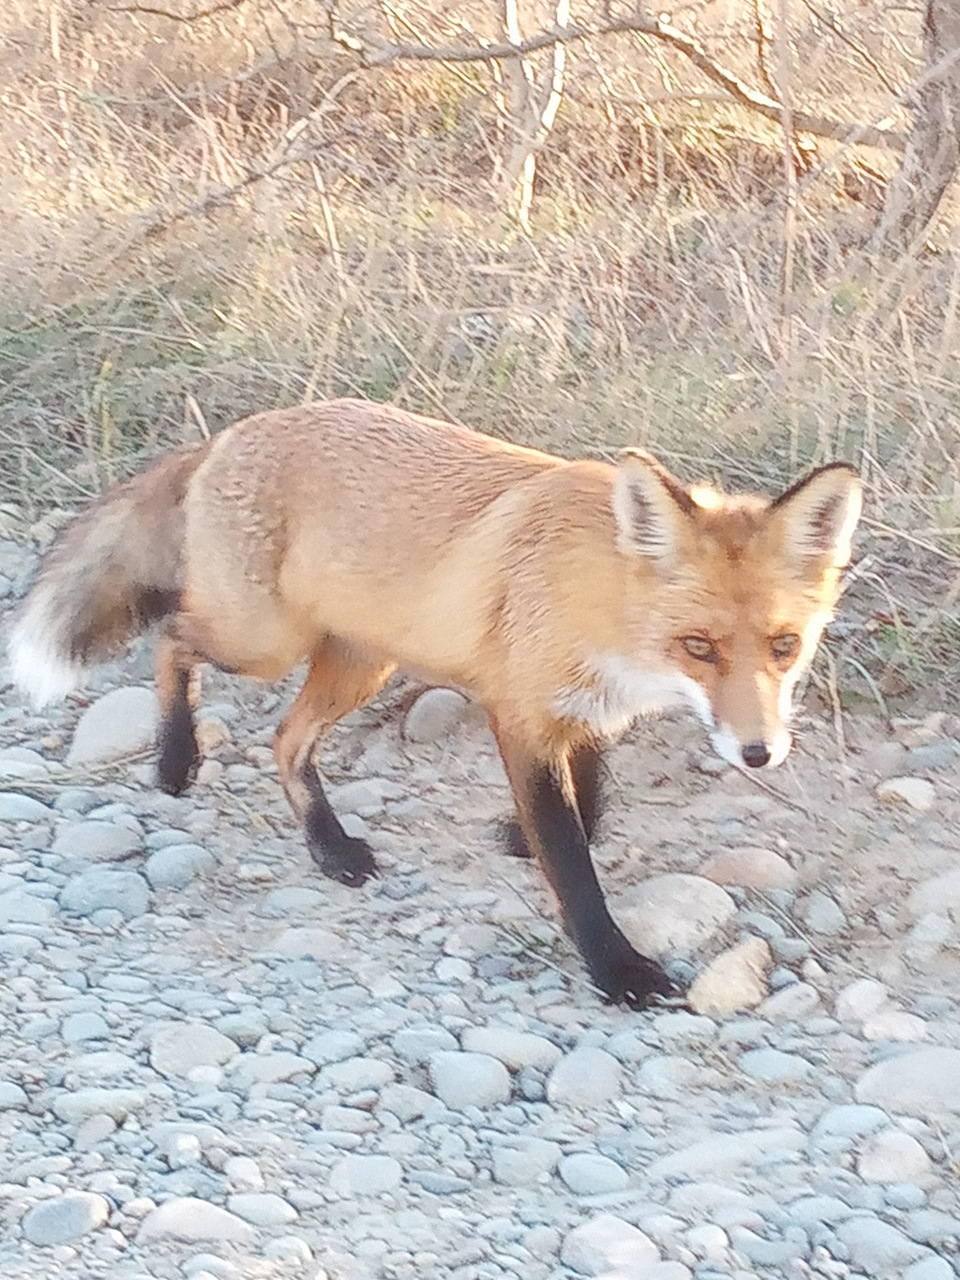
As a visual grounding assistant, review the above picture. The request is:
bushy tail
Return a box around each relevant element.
[7,444,211,707]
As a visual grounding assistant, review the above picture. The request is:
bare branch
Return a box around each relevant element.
[326,10,905,151]
[501,0,540,230]
[799,0,904,97]
[134,72,359,237]
[517,0,570,231]
[870,3,960,255]
[752,0,779,101]
[106,0,249,21]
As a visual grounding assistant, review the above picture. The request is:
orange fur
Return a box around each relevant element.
[9,398,861,1006]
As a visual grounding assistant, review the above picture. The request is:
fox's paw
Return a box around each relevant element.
[592,944,680,1011]
[315,836,379,889]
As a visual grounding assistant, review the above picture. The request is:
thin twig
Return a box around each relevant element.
[0,747,154,791]
[839,654,890,722]
[798,0,903,97]
[862,518,960,565]
[730,760,817,820]
[752,0,778,100]
[775,0,798,460]
[821,646,847,762]
[106,0,248,21]
[751,889,842,970]
[326,10,904,150]
[183,394,211,441]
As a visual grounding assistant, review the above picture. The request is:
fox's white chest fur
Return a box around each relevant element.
[553,652,713,739]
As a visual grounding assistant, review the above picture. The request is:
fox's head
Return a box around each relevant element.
[612,450,862,769]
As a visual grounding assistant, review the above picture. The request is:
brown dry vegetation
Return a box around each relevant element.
[1,0,959,706]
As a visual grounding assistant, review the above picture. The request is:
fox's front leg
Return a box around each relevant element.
[494,730,675,1009]
[502,742,605,860]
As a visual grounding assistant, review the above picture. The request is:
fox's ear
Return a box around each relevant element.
[613,449,696,561]
[770,463,862,568]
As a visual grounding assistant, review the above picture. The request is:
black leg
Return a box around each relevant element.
[496,738,676,1009]
[272,640,394,887]
[500,819,532,859]
[570,742,604,843]
[157,667,199,795]
[302,766,379,888]
[502,742,604,858]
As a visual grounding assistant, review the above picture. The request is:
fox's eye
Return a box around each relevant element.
[682,636,719,663]
[771,633,801,662]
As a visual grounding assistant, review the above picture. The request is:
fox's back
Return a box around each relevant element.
[181,400,574,681]
[195,399,560,563]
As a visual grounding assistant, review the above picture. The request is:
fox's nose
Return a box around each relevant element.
[741,741,771,769]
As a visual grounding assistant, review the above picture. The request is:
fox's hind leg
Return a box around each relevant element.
[155,621,205,795]
[275,639,395,888]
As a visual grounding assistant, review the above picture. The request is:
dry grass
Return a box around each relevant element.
[2,0,959,704]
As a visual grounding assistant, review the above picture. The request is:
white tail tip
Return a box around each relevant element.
[6,608,85,708]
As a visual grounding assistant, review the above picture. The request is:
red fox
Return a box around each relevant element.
[7,399,861,1007]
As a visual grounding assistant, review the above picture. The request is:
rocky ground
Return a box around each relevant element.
[2,534,960,1280]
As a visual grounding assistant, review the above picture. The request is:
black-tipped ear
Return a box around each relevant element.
[612,449,696,561]
[770,462,862,568]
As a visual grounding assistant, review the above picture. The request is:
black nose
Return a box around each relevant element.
[741,741,771,769]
